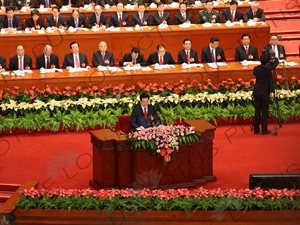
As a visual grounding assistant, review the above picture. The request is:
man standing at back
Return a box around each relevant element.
[92,41,115,67]
[36,45,59,69]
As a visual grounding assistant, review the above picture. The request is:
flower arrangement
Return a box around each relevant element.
[127,125,200,163]
[16,187,300,214]
[0,76,299,132]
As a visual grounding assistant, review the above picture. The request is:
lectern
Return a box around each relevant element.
[89,119,216,189]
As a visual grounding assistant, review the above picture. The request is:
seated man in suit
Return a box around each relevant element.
[62,41,90,69]
[152,2,171,26]
[92,41,115,67]
[235,33,259,61]
[222,0,243,23]
[110,3,130,27]
[9,45,32,70]
[201,36,226,63]
[197,0,220,24]
[132,3,150,26]
[67,9,86,28]
[0,0,14,9]
[243,1,265,22]
[264,34,286,60]
[147,44,176,65]
[35,0,56,8]
[119,47,147,66]
[81,0,99,6]
[36,45,59,69]
[177,38,198,64]
[130,92,161,130]
[0,55,6,71]
[174,3,193,25]
[0,7,22,31]
[86,5,109,28]
[46,6,66,28]
[60,0,78,8]
[25,10,44,30]
[101,0,118,7]
[13,0,34,8]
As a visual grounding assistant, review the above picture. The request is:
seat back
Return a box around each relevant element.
[115,115,132,134]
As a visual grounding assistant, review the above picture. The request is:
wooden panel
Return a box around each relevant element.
[1,59,299,90]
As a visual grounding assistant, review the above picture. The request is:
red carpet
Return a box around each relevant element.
[1,122,299,190]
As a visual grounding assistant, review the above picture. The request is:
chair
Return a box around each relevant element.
[115,115,132,134]
[299,45,300,57]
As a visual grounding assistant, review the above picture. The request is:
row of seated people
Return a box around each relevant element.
[0,34,286,71]
[0,1,265,30]
[0,0,248,9]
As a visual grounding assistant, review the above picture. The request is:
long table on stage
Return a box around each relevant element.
[89,119,216,189]
[0,23,270,69]
[1,59,299,90]
[0,2,251,25]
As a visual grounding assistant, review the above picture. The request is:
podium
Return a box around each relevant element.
[89,120,216,189]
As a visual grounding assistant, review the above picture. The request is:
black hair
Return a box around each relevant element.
[241,33,250,39]
[183,38,192,44]
[131,47,140,54]
[156,44,165,51]
[69,41,79,49]
[210,36,219,43]
[140,93,150,100]
[260,54,269,65]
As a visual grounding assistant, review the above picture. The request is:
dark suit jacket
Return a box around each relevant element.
[173,12,193,25]
[132,12,151,26]
[130,104,160,129]
[177,49,198,64]
[152,12,171,25]
[235,45,259,61]
[101,0,118,6]
[0,16,22,30]
[92,51,115,67]
[36,53,59,69]
[46,15,66,27]
[60,0,78,7]
[86,13,109,28]
[81,0,99,6]
[67,15,86,28]
[201,46,226,63]
[110,13,130,27]
[253,58,279,96]
[222,8,243,23]
[264,44,286,60]
[35,0,56,7]
[0,0,13,7]
[243,8,265,22]
[0,56,6,70]
[9,55,32,70]
[147,51,176,65]
[119,53,147,66]
[62,53,89,68]
[25,18,44,29]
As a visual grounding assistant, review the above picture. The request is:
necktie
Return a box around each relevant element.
[45,0,49,8]
[159,56,163,65]
[46,56,50,69]
[253,11,256,18]
[68,0,71,4]
[143,107,148,118]
[19,56,23,70]
[159,13,162,19]
[55,18,58,27]
[9,19,13,28]
[34,20,37,27]
[273,46,278,58]
[231,11,234,22]
[245,46,248,55]
[211,49,215,62]
[75,55,80,67]
[182,14,186,21]
[102,53,105,60]
[186,51,190,64]
[118,14,122,27]
[140,14,143,24]
[75,20,78,28]
[96,16,100,25]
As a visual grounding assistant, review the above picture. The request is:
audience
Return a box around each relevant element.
[147,44,176,65]
[201,36,226,63]
[235,33,259,61]
[119,47,147,66]
[92,41,115,67]
[222,0,243,23]
[36,45,59,69]
[110,3,130,27]
[244,1,265,22]
[174,3,193,25]
[45,6,66,28]
[264,34,286,60]
[9,44,32,70]
[62,42,90,69]
[198,0,220,24]
[0,6,22,31]
[86,5,109,28]
[177,39,198,64]
[152,2,171,25]
[132,3,151,26]
[25,9,44,30]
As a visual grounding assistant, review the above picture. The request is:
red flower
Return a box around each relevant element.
[160,149,166,157]
[166,148,173,155]
[164,154,171,163]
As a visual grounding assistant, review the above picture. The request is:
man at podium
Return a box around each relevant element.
[130,93,160,130]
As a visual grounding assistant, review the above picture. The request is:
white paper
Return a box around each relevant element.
[284,61,298,66]
[97,66,122,72]
[125,27,133,31]
[141,67,153,71]
[216,62,227,66]
[207,63,218,68]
